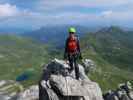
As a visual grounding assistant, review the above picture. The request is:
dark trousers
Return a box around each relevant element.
[68,54,79,80]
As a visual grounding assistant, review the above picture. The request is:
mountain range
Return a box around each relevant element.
[0,26,133,91]
[83,26,133,70]
[21,25,95,48]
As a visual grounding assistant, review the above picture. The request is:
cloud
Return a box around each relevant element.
[0,3,19,17]
[101,10,133,21]
[0,0,133,30]
[0,3,40,21]
[101,10,113,17]
[34,0,133,25]
[0,3,42,30]
[36,0,133,12]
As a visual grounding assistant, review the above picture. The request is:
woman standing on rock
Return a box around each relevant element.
[64,27,83,80]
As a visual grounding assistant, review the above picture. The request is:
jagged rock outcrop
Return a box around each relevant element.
[39,58,103,100]
[0,80,23,100]
[1,58,132,100]
[82,59,96,73]
[0,58,102,100]
[0,80,39,100]
[103,82,133,100]
[17,85,39,100]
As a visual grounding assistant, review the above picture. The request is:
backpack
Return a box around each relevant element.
[67,37,78,53]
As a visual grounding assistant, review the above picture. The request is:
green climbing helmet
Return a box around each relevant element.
[69,27,76,33]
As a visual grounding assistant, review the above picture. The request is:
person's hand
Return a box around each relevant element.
[79,54,83,60]
[64,59,68,64]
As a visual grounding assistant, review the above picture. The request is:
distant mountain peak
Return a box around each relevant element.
[108,26,124,32]
[96,26,125,34]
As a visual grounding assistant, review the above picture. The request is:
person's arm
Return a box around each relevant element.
[77,38,83,59]
[77,39,81,53]
[64,38,68,59]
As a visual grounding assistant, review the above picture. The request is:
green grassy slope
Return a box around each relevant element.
[91,27,133,70]
[81,47,133,92]
[80,27,133,92]
[0,35,51,87]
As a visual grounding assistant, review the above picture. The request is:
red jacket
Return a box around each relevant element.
[64,36,81,59]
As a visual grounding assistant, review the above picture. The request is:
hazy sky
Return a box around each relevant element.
[0,0,133,30]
